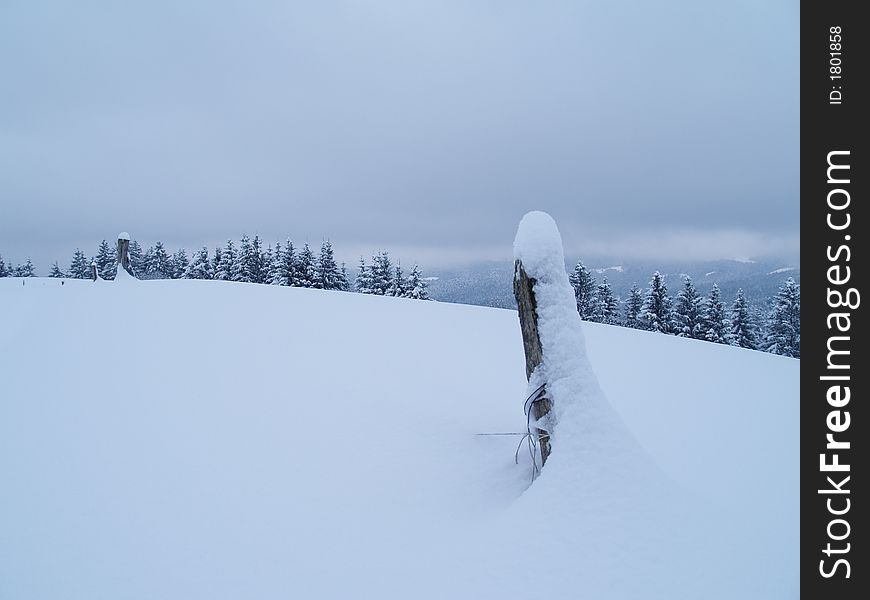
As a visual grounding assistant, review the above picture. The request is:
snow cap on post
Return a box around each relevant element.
[513,211,568,284]
[118,231,130,241]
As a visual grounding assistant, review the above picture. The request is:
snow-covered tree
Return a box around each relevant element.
[266,242,282,285]
[94,240,117,280]
[250,235,266,284]
[624,284,644,329]
[730,289,759,350]
[262,244,274,283]
[185,247,213,279]
[211,247,223,279]
[701,284,729,344]
[170,249,189,279]
[68,249,91,279]
[568,260,597,319]
[297,243,316,287]
[369,252,393,295]
[12,259,36,277]
[592,277,620,324]
[354,257,374,294]
[404,264,430,300]
[638,272,674,333]
[48,261,66,278]
[128,240,145,277]
[0,254,8,277]
[764,278,800,358]
[143,242,172,279]
[315,240,342,290]
[234,235,254,283]
[673,276,703,339]
[276,240,300,286]
[389,263,407,297]
[214,240,236,281]
[338,262,350,291]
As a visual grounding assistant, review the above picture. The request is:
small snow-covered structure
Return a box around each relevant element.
[116,231,136,279]
[512,211,608,468]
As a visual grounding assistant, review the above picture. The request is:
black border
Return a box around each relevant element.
[801,3,867,596]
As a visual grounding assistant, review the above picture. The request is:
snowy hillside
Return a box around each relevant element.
[0,277,797,599]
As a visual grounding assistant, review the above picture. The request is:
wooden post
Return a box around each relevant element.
[513,259,553,465]
[117,232,133,276]
[90,261,98,281]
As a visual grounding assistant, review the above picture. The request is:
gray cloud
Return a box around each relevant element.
[0,0,798,271]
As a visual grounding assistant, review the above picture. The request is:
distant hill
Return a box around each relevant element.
[428,258,800,310]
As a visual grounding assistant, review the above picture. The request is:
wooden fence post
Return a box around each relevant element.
[90,261,98,281]
[513,259,553,465]
[117,232,133,276]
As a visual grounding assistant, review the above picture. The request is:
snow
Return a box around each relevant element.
[113,263,137,282]
[118,231,130,240]
[0,275,797,599]
[769,266,796,274]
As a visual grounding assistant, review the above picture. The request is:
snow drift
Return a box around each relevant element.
[0,275,797,599]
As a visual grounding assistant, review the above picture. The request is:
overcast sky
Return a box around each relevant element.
[1,0,798,271]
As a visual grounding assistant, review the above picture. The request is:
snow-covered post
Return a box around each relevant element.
[512,211,578,467]
[117,232,134,277]
[90,261,98,281]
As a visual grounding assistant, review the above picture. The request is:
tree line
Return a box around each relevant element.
[568,261,800,358]
[0,237,430,300]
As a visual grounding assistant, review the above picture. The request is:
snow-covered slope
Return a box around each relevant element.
[0,277,797,599]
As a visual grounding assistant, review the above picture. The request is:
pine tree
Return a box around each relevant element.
[128,240,145,277]
[764,278,800,358]
[404,264,430,300]
[211,247,223,278]
[297,243,316,287]
[185,247,213,279]
[315,240,342,290]
[338,262,350,291]
[592,277,620,324]
[94,240,117,280]
[370,252,393,295]
[260,244,275,284]
[0,254,8,278]
[701,284,729,344]
[13,258,36,277]
[354,257,374,294]
[639,272,674,333]
[389,263,406,297]
[49,261,66,278]
[673,276,703,339]
[624,284,644,329]
[69,249,91,279]
[276,240,300,286]
[262,244,274,284]
[144,242,172,279]
[730,289,759,350]
[251,235,266,284]
[568,260,597,319]
[214,240,237,281]
[234,235,254,283]
[170,249,189,279]
[266,242,283,285]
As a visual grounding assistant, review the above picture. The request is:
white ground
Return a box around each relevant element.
[0,277,797,599]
